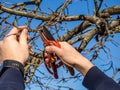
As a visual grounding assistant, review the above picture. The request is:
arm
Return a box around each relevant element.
[0,68,24,90]
[45,42,120,90]
[0,26,29,90]
[83,66,120,90]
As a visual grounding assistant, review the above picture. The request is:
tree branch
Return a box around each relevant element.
[112,69,119,79]
[102,6,120,15]
[94,0,99,14]
[0,5,96,23]
[78,29,97,52]
[59,21,92,41]
[0,5,50,20]
[114,26,120,33]
[0,1,36,14]
[109,19,120,29]
[57,0,71,20]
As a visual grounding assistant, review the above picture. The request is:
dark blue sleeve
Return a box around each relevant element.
[82,66,120,90]
[0,68,25,90]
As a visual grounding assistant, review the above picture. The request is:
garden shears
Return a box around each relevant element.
[39,26,74,78]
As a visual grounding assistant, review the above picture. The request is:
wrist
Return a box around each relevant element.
[1,58,25,66]
[74,56,94,76]
[0,60,24,77]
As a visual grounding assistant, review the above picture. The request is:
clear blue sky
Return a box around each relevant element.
[1,0,120,90]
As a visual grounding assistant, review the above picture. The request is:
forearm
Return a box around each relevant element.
[74,56,120,90]
[0,26,29,90]
[74,55,94,76]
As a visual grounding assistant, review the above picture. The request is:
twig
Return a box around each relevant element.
[57,0,71,21]
[0,1,36,14]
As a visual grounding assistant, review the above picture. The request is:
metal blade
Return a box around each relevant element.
[42,26,55,40]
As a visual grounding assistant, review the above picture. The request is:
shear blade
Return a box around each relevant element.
[42,26,55,40]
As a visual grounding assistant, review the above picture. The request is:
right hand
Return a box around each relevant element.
[45,42,94,76]
[45,42,84,67]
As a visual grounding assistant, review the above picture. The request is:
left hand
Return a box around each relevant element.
[0,26,29,65]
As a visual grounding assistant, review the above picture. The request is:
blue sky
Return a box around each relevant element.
[1,0,120,90]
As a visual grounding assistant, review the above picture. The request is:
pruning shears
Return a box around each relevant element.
[39,26,74,78]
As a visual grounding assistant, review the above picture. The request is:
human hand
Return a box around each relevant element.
[45,42,82,67]
[0,26,29,65]
[45,42,94,76]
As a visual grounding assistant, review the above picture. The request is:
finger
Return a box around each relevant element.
[19,28,28,45]
[6,26,27,39]
[45,46,62,57]
[7,26,27,35]
[17,26,27,31]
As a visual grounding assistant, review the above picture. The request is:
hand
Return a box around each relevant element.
[0,26,29,65]
[45,42,94,76]
[45,42,82,67]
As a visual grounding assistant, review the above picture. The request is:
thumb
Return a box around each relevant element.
[45,45,62,56]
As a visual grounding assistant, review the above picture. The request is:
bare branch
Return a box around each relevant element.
[78,29,97,52]
[0,1,36,14]
[94,0,99,15]
[102,6,120,15]
[57,0,71,20]
[109,19,120,29]
[112,69,119,79]
[59,21,92,41]
[96,0,103,16]
[0,5,50,20]
[0,5,97,23]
